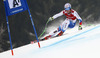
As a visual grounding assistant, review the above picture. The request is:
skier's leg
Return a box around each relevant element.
[57,19,70,36]
[68,21,76,28]
[43,28,61,40]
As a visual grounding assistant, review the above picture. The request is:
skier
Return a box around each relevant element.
[40,3,82,41]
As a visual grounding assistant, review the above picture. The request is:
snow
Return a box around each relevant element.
[0,24,100,58]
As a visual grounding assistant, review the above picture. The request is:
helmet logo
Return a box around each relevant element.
[64,3,71,8]
[65,5,69,8]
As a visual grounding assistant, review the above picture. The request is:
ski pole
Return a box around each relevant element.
[38,19,50,39]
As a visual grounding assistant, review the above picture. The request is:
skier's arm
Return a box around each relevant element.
[48,11,63,21]
[74,11,82,30]
[74,11,82,26]
[52,11,63,19]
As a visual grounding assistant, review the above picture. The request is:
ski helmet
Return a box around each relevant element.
[64,3,71,10]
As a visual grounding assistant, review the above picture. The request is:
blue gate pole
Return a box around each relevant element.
[3,0,14,55]
[27,9,40,48]
[6,16,14,55]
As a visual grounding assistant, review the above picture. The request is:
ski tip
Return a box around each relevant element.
[30,41,34,44]
[30,40,37,44]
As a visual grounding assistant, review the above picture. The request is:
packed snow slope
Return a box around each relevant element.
[0,24,100,58]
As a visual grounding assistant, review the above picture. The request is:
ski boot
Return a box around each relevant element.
[40,35,52,41]
[56,31,64,36]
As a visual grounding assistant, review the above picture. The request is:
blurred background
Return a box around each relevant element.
[0,0,100,52]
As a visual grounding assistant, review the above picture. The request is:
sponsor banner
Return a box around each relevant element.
[4,0,28,16]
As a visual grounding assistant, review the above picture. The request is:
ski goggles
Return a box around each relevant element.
[65,7,71,10]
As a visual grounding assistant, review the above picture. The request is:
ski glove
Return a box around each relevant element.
[78,25,82,30]
[48,17,54,21]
